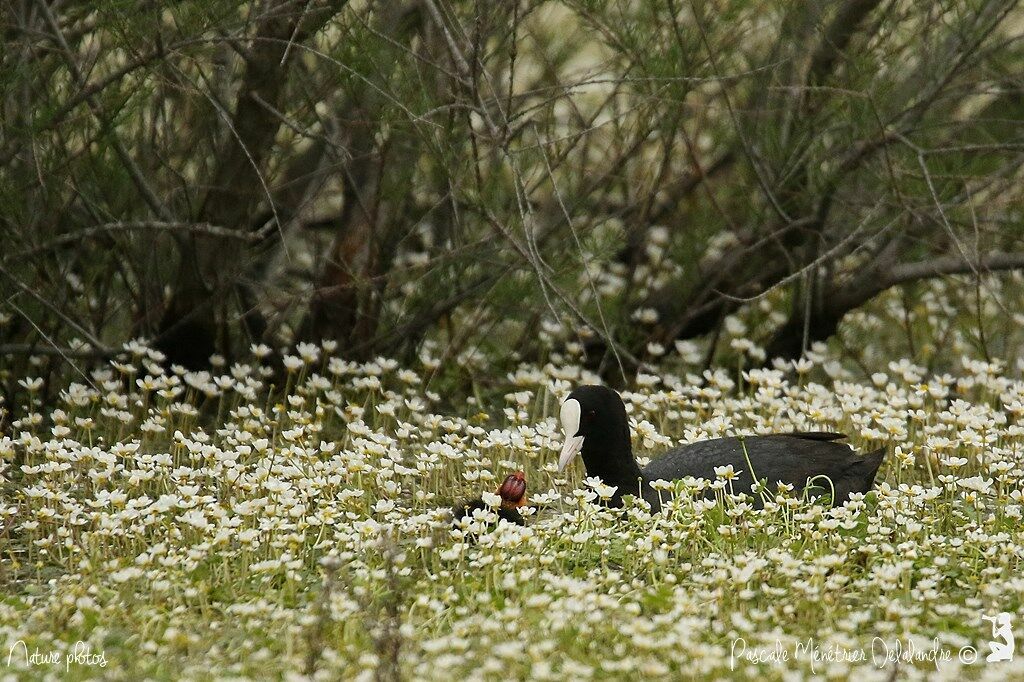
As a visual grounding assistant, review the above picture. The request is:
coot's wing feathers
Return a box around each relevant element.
[786,431,848,441]
[642,437,753,482]
[844,446,886,482]
[642,435,866,488]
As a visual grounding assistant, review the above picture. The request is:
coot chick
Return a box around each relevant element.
[556,385,885,511]
[452,471,528,526]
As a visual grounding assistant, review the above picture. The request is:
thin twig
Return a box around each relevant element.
[7,222,259,262]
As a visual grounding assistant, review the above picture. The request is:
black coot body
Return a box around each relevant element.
[642,432,885,508]
[558,385,886,512]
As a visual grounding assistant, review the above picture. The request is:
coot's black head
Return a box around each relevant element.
[557,385,634,475]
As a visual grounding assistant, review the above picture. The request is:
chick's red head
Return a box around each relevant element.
[497,471,527,508]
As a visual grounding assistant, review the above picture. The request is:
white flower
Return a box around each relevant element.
[792,358,814,374]
[373,499,396,514]
[631,308,659,324]
[714,465,741,481]
[18,377,43,392]
[957,476,993,494]
[296,342,320,364]
[179,510,210,530]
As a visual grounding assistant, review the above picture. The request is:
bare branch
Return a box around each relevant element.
[887,252,1024,287]
[8,222,258,262]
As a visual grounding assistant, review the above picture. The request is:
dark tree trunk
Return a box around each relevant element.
[157,0,348,368]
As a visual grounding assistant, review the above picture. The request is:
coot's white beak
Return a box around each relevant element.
[558,434,584,472]
[557,398,583,472]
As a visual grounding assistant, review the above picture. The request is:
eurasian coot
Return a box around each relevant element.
[452,471,529,526]
[557,385,885,511]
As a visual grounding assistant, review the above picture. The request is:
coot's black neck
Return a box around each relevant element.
[579,414,648,505]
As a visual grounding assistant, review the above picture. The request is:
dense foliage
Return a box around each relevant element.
[4,0,1024,391]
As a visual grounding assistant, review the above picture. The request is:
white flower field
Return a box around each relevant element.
[2,335,1023,680]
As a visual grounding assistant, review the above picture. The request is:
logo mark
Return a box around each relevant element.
[982,612,1014,663]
